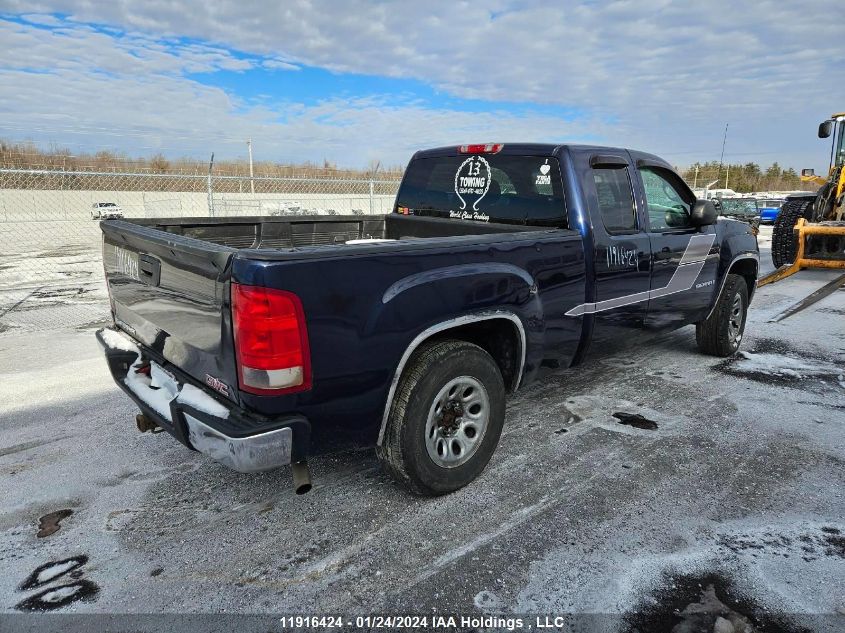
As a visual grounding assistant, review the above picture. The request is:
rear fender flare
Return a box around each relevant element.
[376,311,526,446]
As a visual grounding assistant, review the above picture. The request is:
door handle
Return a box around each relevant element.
[138,254,162,286]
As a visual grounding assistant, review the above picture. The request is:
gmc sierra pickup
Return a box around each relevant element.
[96,143,759,495]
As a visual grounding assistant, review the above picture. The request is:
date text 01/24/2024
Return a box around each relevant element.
[276,615,597,629]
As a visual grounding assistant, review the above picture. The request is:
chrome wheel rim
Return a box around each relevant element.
[425,376,489,469]
[728,292,744,346]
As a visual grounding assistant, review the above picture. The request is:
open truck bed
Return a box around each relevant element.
[127,213,540,250]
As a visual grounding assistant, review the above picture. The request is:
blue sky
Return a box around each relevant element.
[0,2,843,169]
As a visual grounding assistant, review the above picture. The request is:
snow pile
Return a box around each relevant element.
[177,384,229,419]
[100,328,140,354]
[102,329,231,422]
[124,359,175,422]
[344,238,396,245]
[734,351,844,381]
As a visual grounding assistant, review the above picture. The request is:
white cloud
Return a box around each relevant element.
[0,16,603,166]
[0,61,605,166]
[1,2,843,168]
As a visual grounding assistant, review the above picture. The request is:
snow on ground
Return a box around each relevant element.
[732,351,845,382]
[0,232,843,630]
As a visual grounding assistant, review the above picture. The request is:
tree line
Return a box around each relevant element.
[679,161,816,193]
[0,140,818,193]
[0,140,404,181]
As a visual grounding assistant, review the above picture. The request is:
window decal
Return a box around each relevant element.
[536,159,552,186]
[454,156,491,211]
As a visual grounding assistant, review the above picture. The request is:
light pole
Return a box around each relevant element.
[247,139,255,194]
[207,152,215,216]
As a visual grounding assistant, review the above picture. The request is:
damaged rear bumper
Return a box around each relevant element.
[96,328,310,473]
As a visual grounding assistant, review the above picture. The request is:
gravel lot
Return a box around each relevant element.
[1,228,844,632]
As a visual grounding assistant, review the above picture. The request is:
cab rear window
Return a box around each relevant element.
[396,155,566,227]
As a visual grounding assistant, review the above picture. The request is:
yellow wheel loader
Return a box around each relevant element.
[760,112,845,287]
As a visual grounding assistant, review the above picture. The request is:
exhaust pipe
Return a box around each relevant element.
[291,460,312,495]
[135,413,159,433]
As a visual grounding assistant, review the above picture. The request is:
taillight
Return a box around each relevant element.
[231,283,312,395]
[459,143,504,154]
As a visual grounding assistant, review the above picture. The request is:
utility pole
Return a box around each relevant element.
[693,165,699,190]
[247,139,255,194]
[717,123,728,187]
[725,164,730,190]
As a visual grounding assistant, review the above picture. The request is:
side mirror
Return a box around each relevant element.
[801,168,815,177]
[691,199,717,226]
[819,120,833,138]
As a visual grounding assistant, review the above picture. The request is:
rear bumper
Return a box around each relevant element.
[96,328,310,473]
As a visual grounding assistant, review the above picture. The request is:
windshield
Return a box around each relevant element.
[836,120,845,169]
[396,155,566,227]
[719,199,758,214]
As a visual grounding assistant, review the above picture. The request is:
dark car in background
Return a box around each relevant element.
[718,198,760,223]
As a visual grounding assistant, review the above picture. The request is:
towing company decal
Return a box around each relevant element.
[566,234,716,317]
[449,210,490,222]
[454,156,491,212]
[536,159,552,186]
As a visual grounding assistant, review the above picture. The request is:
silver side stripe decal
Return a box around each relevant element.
[565,234,716,317]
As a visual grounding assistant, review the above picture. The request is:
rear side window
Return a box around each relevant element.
[396,155,566,227]
[592,167,637,233]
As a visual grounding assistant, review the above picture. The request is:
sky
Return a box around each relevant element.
[0,1,843,170]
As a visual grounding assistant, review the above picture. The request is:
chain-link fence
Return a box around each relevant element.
[0,163,814,334]
[0,168,401,333]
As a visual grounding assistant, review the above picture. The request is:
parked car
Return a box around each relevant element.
[718,197,760,222]
[96,143,759,495]
[91,202,124,220]
[758,198,786,224]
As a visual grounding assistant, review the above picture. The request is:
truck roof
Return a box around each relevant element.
[412,143,672,169]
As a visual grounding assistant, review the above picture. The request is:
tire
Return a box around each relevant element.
[376,339,506,496]
[696,274,749,357]
[771,198,814,268]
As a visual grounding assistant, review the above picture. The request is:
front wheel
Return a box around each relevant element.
[695,274,749,357]
[377,339,506,495]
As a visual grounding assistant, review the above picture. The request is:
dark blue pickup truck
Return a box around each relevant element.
[97,143,759,495]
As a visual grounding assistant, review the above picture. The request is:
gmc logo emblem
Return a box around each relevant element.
[205,374,230,397]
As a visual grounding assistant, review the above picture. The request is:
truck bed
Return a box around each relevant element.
[127,213,542,250]
[100,213,583,424]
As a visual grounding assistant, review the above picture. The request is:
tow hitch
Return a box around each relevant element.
[135,413,163,434]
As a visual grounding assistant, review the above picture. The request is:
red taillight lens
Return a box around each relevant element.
[459,143,504,154]
[231,283,311,394]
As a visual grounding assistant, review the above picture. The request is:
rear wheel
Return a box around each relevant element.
[771,198,814,268]
[696,274,749,357]
[377,339,506,495]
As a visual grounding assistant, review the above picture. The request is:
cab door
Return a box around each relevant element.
[572,152,652,343]
[634,159,719,330]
